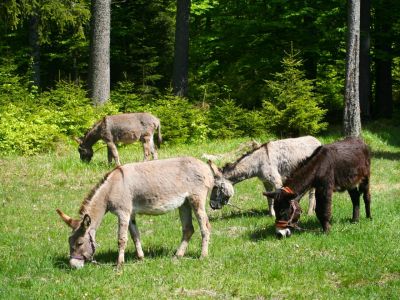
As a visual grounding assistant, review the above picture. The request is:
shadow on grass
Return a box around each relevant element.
[372,151,400,160]
[53,245,200,269]
[209,208,270,221]
[249,218,324,241]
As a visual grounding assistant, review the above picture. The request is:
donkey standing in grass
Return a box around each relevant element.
[57,157,213,269]
[264,137,371,238]
[209,136,321,216]
[76,112,162,165]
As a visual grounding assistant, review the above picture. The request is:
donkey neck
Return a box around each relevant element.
[82,121,103,147]
[79,176,111,230]
[285,155,319,196]
[223,147,266,184]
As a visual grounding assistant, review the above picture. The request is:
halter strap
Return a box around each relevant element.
[282,186,295,194]
[69,231,96,262]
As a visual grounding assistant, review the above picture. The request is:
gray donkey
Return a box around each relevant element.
[57,157,214,269]
[208,136,322,216]
[76,112,162,165]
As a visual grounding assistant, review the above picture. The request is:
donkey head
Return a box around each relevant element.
[263,187,302,238]
[57,209,96,269]
[75,137,93,162]
[208,160,235,210]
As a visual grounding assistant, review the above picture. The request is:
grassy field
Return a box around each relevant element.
[1,123,400,299]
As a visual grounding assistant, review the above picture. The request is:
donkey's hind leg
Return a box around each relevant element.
[360,177,372,219]
[141,135,152,161]
[348,188,361,223]
[175,200,195,258]
[128,216,144,260]
[149,133,158,160]
[191,194,211,258]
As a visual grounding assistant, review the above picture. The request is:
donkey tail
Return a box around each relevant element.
[156,122,162,148]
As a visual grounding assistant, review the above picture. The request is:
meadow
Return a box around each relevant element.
[1,123,400,299]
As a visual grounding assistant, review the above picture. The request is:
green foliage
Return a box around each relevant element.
[149,96,209,144]
[262,50,327,136]
[0,64,118,155]
[208,99,266,139]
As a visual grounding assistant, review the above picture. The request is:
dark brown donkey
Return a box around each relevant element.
[264,137,371,238]
[76,112,162,165]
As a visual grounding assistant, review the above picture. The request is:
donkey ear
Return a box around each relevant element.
[263,191,278,198]
[81,214,91,230]
[208,160,223,178]
[73,137,83,144]
[56,209,80,230]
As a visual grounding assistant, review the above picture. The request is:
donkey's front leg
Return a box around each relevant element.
[128,217,144,260]
[191,195,211,258]
[106,142,121,166]
[307,188,316,216]
[175,201,194,258]
[117,213,130,267]
[315,186,333,233]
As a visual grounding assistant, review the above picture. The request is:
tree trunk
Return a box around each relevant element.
[89,0,111,106]
[29,15,41,88]
[359,0,371,120]
[172,0,191,97]
[343,0,362,137]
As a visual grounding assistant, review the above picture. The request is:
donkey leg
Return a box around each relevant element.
[315,186,333,233]
[117,213,130,267]
[307,188,316,216]
[191,194,211,258]
[361,177,372,219]
[263,182,278,217]
[107,142,121,166]
[175,200,195,258]
[149,134,158,160]
[107,147,113,164]
[348,188,361,222]
[141,135,151,161]
[128,217,144,260]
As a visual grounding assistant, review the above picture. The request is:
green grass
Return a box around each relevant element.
[1,124,400,299]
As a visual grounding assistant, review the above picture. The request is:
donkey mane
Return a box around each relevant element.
[78,167,124,216]
[290,144,323,173]
[83,118,103,142]
[222,142,269,173]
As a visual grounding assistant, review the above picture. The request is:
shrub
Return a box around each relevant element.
[148,95,209,144]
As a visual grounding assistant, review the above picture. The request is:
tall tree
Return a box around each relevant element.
[89,0,111,105]
[29,13,40,87]
[359,0,371,119]
[343,0,361,137]
[373,0,395,118]
[172,0,190,97]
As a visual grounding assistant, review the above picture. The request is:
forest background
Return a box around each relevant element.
[0,0,399,155]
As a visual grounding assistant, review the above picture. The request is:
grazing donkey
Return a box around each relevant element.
[57,157,213,269]
[264,137,371,238]
[76,112,162,165]
[209,136,321,216]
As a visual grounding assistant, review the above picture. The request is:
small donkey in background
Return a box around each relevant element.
[76,112,162,165]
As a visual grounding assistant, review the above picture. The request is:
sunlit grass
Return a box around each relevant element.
[0,124,399,299]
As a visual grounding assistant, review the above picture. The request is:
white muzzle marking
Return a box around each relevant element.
[69,258,85,269]
[275,227,292,238]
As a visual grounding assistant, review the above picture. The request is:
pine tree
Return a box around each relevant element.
[262,50,327,137]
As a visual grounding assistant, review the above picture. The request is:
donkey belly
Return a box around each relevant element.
[133,192,189,215]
